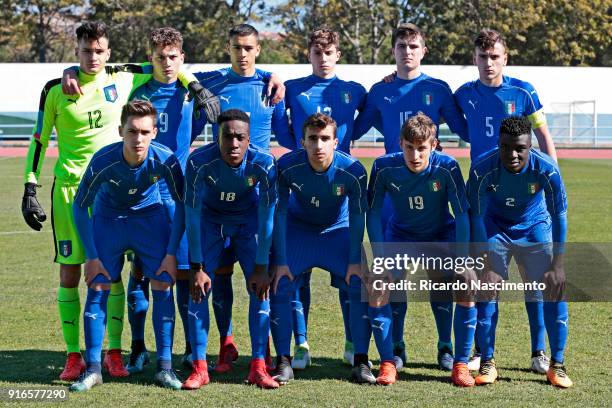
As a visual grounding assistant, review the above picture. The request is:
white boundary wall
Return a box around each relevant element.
[1,63,611,114]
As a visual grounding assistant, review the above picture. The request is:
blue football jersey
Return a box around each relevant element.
[455,76,547,163]
[193,68,291,150]
[368,150,468,241]
[284,75,367,153]
[184,143,277,225]
[354,73,468,153]
[74,141,184,216]
[275,149,368,264]
[467,148,567,236]
[130,79,195,199]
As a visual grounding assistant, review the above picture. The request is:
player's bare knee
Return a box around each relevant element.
[89,282,111,291]
[176,269,189,281]
[215,264,234,276]
[59,264,81,287]
[151,280,171,291]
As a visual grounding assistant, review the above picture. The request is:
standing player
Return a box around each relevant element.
[183,109,278,390]
[283,28,368,368]
[124,27,197,373]
[455,29,558,372]
[70,100,185,391]
[191,23,292,373]
[271,113,397,385]
[21,21,211,381]
[467,116,571,388]
[353,23,468,367]
[367,113,470,375]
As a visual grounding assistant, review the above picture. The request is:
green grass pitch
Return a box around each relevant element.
[0,156,610,407]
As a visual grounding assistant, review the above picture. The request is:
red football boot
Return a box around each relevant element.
[215,335,239,373]
[59,352,86,381]
[183,360,210,390]
[247,358,279,389]
[103,349,129,377]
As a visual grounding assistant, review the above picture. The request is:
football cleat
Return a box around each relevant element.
[437,347,454,371]
[547,362,573,388]
[343,340,354,366]
[180,352,193,369]
[272,355,294,385]
[59,352,86,381]
[69,370,102,392]
[467,352,481,371]
[475,359,498,385]
[126,350,150,374]
[351,357,377,385]
[247,359,279,389]
[214,337,239,373]
[292,343,311,370]
[376,360,398,385]
[451,362,475,387]
[103,349,129,377]
[393,341,407,366]
[183,360,210,390]
[154,369,182,390]
[531,350,550,374]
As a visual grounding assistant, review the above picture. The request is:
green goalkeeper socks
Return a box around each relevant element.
[107,281,125,350]
[57,286,80,353]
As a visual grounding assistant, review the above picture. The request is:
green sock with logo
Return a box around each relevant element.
[107,281,125,350]
[58,286,80,353]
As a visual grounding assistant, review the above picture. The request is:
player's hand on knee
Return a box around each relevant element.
[272,265,294,294]
[188,82,221,123]
[21,183,47,231]
[248,264,271,301]
[345,263,363,286]
[190,264,211,303]
[266,74,286,105]
[156,254,177,283]
[543,257,566,301]
[61,68,82,95]
[84,258,111,285]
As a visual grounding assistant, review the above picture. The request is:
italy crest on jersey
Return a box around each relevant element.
[528,182,539,194]
[505,100,516,114]
[151,174,161,183]
[333,184,345,196]
[246,175,257,187]
[429,179,441,192]
[104,84,118,103]
[59,240,72,257]
[342,91,352,104]
[423,92,433,106]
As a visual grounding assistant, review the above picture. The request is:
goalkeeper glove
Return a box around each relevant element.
[188,81,221,124]
[21,182,47,231]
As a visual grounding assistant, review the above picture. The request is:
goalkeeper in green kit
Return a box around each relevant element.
[21,21,219,381]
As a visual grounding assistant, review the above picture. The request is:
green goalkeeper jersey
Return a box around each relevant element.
[24,64,196,184]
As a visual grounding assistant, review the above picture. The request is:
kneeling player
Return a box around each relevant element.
[367,113,473,382]
[70,101,185,391]
[467,116,571,388]
[271,113,396,385]
[183,109,278,389]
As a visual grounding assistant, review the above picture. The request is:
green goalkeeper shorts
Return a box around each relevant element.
[51,178,86,265]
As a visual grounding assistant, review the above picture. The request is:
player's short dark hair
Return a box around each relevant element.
[474,29,507,51]
[229,24,259,42]
[308,28,340,51]
[400,112,437,144]
[150,27,183,52]
[392,22,425,48]
[302,113,337,139]
[120,100,157,126]
[76,21,108,42]
[218,109,250,128]
[499,116,531,139]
